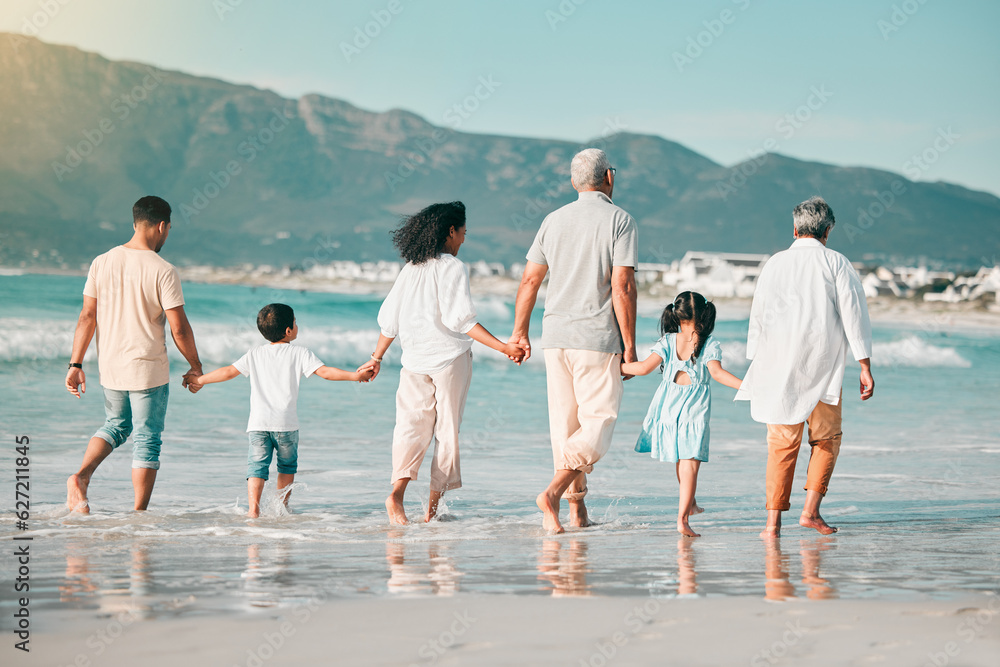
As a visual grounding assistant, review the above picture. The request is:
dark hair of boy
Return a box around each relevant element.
[132,195,172,227]
[257,303,295,343]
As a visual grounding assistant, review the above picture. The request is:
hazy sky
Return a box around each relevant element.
[4,0,999,195]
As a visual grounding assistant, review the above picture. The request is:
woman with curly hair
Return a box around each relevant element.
[364,201,526,524]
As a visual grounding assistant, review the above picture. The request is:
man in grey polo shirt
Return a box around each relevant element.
[511,148,638,534]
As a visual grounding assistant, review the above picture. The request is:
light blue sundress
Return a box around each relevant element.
[635,334,723,463]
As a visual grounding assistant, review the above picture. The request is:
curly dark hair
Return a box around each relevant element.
[659,291,717,361]
[391,201,466,264]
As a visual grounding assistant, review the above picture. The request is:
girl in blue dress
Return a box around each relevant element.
[622,292,743,537]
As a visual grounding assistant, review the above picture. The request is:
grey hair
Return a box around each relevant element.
[570,148,611,190]
[793,196,836,238]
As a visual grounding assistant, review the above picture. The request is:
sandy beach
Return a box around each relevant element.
[27,594,1000,666]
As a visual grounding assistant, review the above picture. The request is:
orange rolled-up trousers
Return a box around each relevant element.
[765,398,843,511]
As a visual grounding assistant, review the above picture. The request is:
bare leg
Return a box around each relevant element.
[800,489,838,534]
[131,468,157,511]
[566,472,591,528]
[536,469,579,534]
[67,437,113,514]
[676,461,703,515]
[386,478,409,525]
[277,473,294,511]
[760,509,782,539]
[676,459,701,537]
[426,489,443,522]
[247,477,265,518]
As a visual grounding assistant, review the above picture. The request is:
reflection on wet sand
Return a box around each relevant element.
[537,539,591,597]
[242,542,293,608]
[60,541,154,618]
[677,538,698,596]
[763,537,837,601]
[385,539,463,596]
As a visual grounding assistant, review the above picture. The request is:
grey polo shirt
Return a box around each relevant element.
[526,190,638,353]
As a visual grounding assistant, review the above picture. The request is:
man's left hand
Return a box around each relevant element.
[621,348,638,381]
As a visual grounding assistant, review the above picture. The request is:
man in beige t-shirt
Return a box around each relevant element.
[64,196,203,512]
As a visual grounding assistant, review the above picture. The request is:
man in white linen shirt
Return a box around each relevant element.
[511,148,638,534]
[736,196,875,538]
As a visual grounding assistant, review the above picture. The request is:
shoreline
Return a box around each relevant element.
[6,265,1000,329]
[29,594,1000,666]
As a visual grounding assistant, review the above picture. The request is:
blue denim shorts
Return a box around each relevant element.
[247,431,299,480]
[94,384,169,470]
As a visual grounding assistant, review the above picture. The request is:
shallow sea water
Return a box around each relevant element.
[1,274,998,628]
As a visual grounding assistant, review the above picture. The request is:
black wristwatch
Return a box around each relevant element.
[68,362,83,369]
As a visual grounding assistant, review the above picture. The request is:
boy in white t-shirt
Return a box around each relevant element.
[194,303,373,517]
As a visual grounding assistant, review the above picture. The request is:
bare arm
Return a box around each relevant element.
[315,365,374,382]
[621,352,663,377]
[65,295,97,398]
[196,365,241,385]
[358,334,395,381]
[466,324,527,361]
[510,261,547,363]
[612,265,638,378]
[165,305,203,392]
[707,360,743,390]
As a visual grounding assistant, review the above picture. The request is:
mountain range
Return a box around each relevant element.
[1,34,998,271]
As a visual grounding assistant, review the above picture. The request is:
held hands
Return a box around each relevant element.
[507,333,530,365]
[502,340,529,364]
[65,367,86,398]
[356,358,380,382]
[621,347,638,381]
[182,367,203,394]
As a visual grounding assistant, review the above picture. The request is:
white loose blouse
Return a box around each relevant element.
[735,238,873,425]
[377,253,478,375]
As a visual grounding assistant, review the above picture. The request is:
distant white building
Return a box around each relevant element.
[637,251,770,298]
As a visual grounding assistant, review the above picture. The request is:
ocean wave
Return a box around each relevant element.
[870,335,971,368]
[0,318,531,367]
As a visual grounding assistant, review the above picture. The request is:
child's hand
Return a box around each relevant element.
[356,367,376,383]
[503,341,528,363]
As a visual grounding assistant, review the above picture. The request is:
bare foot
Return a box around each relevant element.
[424,506,437,523]
[247,508,260,519]
[536,492,564,534]
[690,503,704,515]
[677,518,700,537]
[759,525,780,539]
[800,513,837,535]
[568,500,592,528]
[386,495,408,525]
[66,474,90,514]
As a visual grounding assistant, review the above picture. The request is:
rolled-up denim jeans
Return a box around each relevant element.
[247,430,299,480]
[94,384,169,470]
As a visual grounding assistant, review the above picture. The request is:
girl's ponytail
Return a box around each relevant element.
[659,302,679,336]
[691,299,716,360]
